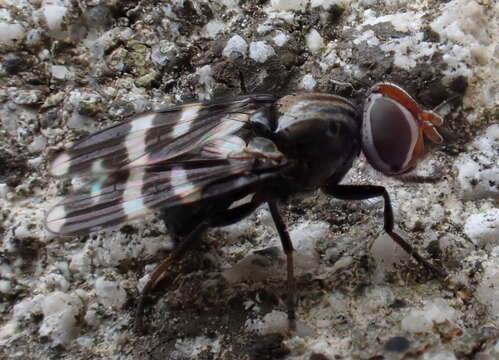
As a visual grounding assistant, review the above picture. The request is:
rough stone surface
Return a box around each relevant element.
[0,0,498,359]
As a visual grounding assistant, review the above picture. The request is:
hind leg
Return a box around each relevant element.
[135,220,208,331]
[136,198,263,331]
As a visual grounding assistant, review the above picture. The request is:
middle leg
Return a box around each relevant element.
[267,200,297,332]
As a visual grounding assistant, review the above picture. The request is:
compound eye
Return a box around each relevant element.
[362,93,422,175]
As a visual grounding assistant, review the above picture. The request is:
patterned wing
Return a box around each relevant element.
[50,94,276,176]
[46,123,287,235]
[46,94,286,235]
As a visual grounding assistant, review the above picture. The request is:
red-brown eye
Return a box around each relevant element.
[361,83,443,176]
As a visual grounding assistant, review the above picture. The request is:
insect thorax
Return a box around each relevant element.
[272,93,361,190]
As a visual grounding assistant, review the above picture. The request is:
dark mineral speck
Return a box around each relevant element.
[248,334,289,360]
[3,55,26,74]
[310,353,331,360]
[449,75,469,95]
[389,299,408,309]
[384,336,411,352]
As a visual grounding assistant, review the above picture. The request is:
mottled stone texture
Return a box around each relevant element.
[0,0,497,359]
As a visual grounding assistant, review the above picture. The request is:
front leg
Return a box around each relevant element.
[321,184,447,278]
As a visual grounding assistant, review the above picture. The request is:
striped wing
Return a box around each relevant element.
[46,137,286,235]
[50,94,276,176]
[46,94,284,235]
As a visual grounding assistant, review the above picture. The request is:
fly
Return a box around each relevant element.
[45,83,447,331]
